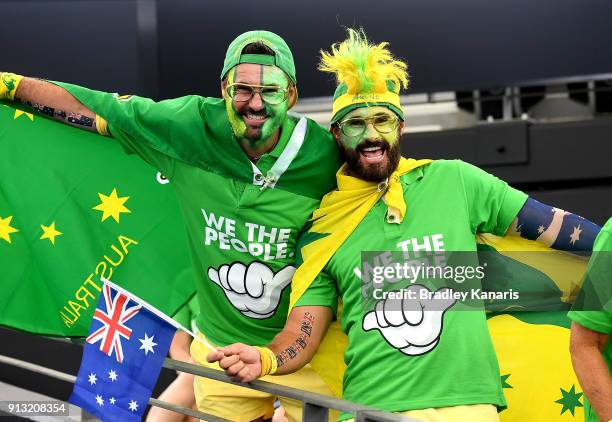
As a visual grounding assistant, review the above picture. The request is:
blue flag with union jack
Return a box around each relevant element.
[70,280,177,421]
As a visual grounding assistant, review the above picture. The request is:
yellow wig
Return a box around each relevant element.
[319,28,409,95]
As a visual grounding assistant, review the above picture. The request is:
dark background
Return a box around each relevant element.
[4,0,612,98]
[1,0,612,413]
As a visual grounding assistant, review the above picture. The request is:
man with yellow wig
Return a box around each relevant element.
[208,29,601,421]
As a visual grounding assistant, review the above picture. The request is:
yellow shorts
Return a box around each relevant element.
[346,404,499,422]
[190,333,338,422]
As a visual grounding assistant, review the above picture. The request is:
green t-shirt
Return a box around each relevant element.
[58,83,342,346]
[568,218,612,422]
[296,160,528,419]
[173,295,200,334]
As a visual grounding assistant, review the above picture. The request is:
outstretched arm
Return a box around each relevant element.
[570,322,612,421]
[1,72,98,132]
[206,305,332,382]
[508,198,600,252]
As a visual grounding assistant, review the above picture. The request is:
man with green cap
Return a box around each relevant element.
[1,30,341,421]
[208,29,601,422]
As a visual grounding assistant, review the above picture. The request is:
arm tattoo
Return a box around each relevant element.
[18,99,96,131]
[514,197,601,252]
[276,312,314,368]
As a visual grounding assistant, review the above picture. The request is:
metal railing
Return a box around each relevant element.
[0,352,420,422]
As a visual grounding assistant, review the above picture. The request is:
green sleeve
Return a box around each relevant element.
[53,82,214,179]
[294,269,339,316]
[571,219,612,313]
[568,311,612,334]
[456,160,528,235]
[173,301,192,328]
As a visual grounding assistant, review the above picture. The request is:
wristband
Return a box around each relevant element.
[254,346,277,376]
[95,115,109,136]
[0,73,24,100]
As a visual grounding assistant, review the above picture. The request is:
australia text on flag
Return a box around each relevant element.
[70,281,176,421]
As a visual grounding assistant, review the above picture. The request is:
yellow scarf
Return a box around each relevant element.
[289,157,432,310]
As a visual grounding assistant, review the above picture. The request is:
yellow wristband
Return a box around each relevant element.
[0,73,24,101]
[95,115,109,136]
[254,346,271,376]
[267,347,278,375]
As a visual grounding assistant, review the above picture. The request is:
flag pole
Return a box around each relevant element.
[101,277,216,351]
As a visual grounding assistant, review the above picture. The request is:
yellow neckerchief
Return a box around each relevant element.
[289,157,432,310]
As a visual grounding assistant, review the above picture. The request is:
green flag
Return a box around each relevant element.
[478,233,588,420]
[0,101,195,337]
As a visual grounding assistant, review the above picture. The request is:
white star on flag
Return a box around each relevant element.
[537,225,545,234]
[88,373,97,385]
[108,369,118,381]
[569,224,582,245]
[95,395,104,406]
[128,400,139,412]
[109,397,116,405]
[139,333,157,355]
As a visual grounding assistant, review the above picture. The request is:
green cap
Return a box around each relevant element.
[220,30,297,84]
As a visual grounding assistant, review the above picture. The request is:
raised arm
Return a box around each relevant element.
[207,305,332,382]
[1,72,98,132]
[508,198,600,252]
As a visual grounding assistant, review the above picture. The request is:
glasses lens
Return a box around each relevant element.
[373,115,399,133]
[341,119,367,137]
[260,88,286,105]
[231,85,253,102]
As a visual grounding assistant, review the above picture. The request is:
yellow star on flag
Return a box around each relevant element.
[40,222,62,245]
[0,215,18,244]
[14,109,34,121]
[93,188,131,223]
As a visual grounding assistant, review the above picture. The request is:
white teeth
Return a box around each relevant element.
[362,147,381,152]
[246,114,266,120]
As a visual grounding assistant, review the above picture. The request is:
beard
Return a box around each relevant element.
[339,139,402,182]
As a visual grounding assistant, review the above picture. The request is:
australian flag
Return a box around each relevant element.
[70,280,177,421]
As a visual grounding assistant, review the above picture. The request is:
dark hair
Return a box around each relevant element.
[241,42,275,56]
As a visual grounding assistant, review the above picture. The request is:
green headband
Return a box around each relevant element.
[221,31,297,84]
[330,81,405,124]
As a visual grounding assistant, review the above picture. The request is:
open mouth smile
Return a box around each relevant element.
[358,143,388,164]
[243,112,269,126]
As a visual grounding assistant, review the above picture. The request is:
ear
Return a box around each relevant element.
[330,125,341,143]
[220,79,227,99]
[287,85,298,109]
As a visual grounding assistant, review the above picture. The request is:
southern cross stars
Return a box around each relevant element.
[95,395,104,406]
[555,384,583,416]
[139,333,157,355]
[40,222,62,245]
[128,400,139,412]
[569,225,582,245]
[0,215,18,244]
[13,109,34,121]
[93,188,131,223]
[108,369,118,382]
[88,372,97,385]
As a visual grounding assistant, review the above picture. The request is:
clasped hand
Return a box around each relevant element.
[206,343,262,383]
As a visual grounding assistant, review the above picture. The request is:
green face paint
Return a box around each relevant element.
[224,63,290,146]
[335,105,403,182]
[337,106,400,150]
